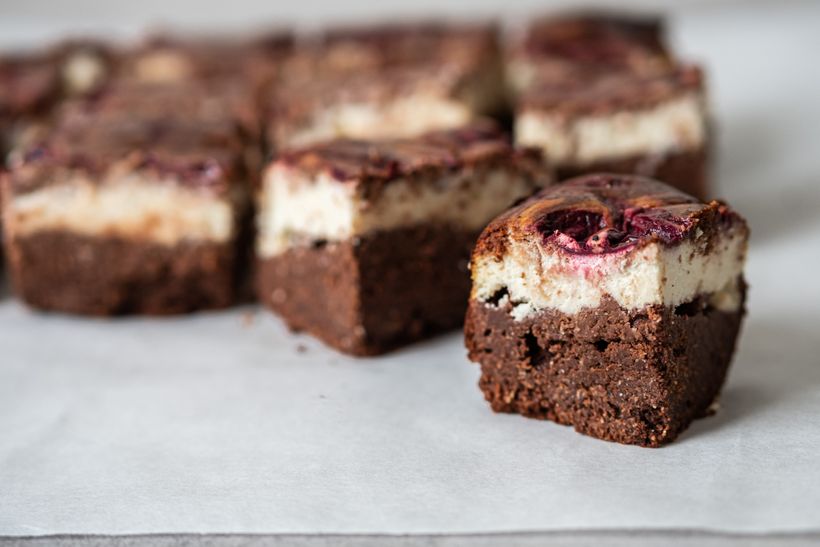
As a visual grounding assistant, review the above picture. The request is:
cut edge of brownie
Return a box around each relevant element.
[5,230,238,315]
[1,149,251,314]
[465,288,747,447]
[464,173,748,446]
[257,224,479,356]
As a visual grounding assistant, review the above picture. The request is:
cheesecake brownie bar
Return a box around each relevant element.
[1,85,250,315]
[506,13,671,95]
[465,174,748,446]
[268,23,505,149]
[256,124,550,355]
[509,14,711,200]
[517,64,710,200]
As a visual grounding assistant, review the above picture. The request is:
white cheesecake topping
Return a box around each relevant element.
[278,96,474,148]
[6,176,234,246]
[515,93,707,166]
[257,164,543,258]
[472,225,747,319]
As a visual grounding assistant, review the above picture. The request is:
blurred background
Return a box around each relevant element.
[0,0,787,48]
[3,0,815,215]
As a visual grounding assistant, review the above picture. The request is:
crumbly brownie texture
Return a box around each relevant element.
[258,225,477,355]
[465,293,745,447]
[465,174,748,446]
[256,124,551,355]
[267,23,505,149]
[7,231,236,315]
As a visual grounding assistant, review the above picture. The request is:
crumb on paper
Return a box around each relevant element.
[241,311,256,327]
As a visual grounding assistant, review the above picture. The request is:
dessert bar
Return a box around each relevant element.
[508,14,711,199]
[506,13,671,95]
[516,64,710,200]
[256,124,550,355]
[1,84,251,314]
[465,174,748,446]
[267,23,505,149]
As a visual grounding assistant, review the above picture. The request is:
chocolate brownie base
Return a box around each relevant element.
[556,147,708,201]
[6,231,237,315]
[257,225,478,356]
[464,289,746,447]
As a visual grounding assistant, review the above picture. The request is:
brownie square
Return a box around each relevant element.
[0,84,252,315]
[256,124,551,355]
[508,14,711,200]
[506,12,672,95]
[465,174,748,446]
[267,23,506,150]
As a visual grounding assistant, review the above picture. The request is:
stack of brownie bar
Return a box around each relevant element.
[508,13,712,200]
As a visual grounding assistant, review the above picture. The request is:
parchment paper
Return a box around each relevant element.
[1,0,819,537]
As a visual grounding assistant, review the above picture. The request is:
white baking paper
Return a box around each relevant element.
[1,0,820,537]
